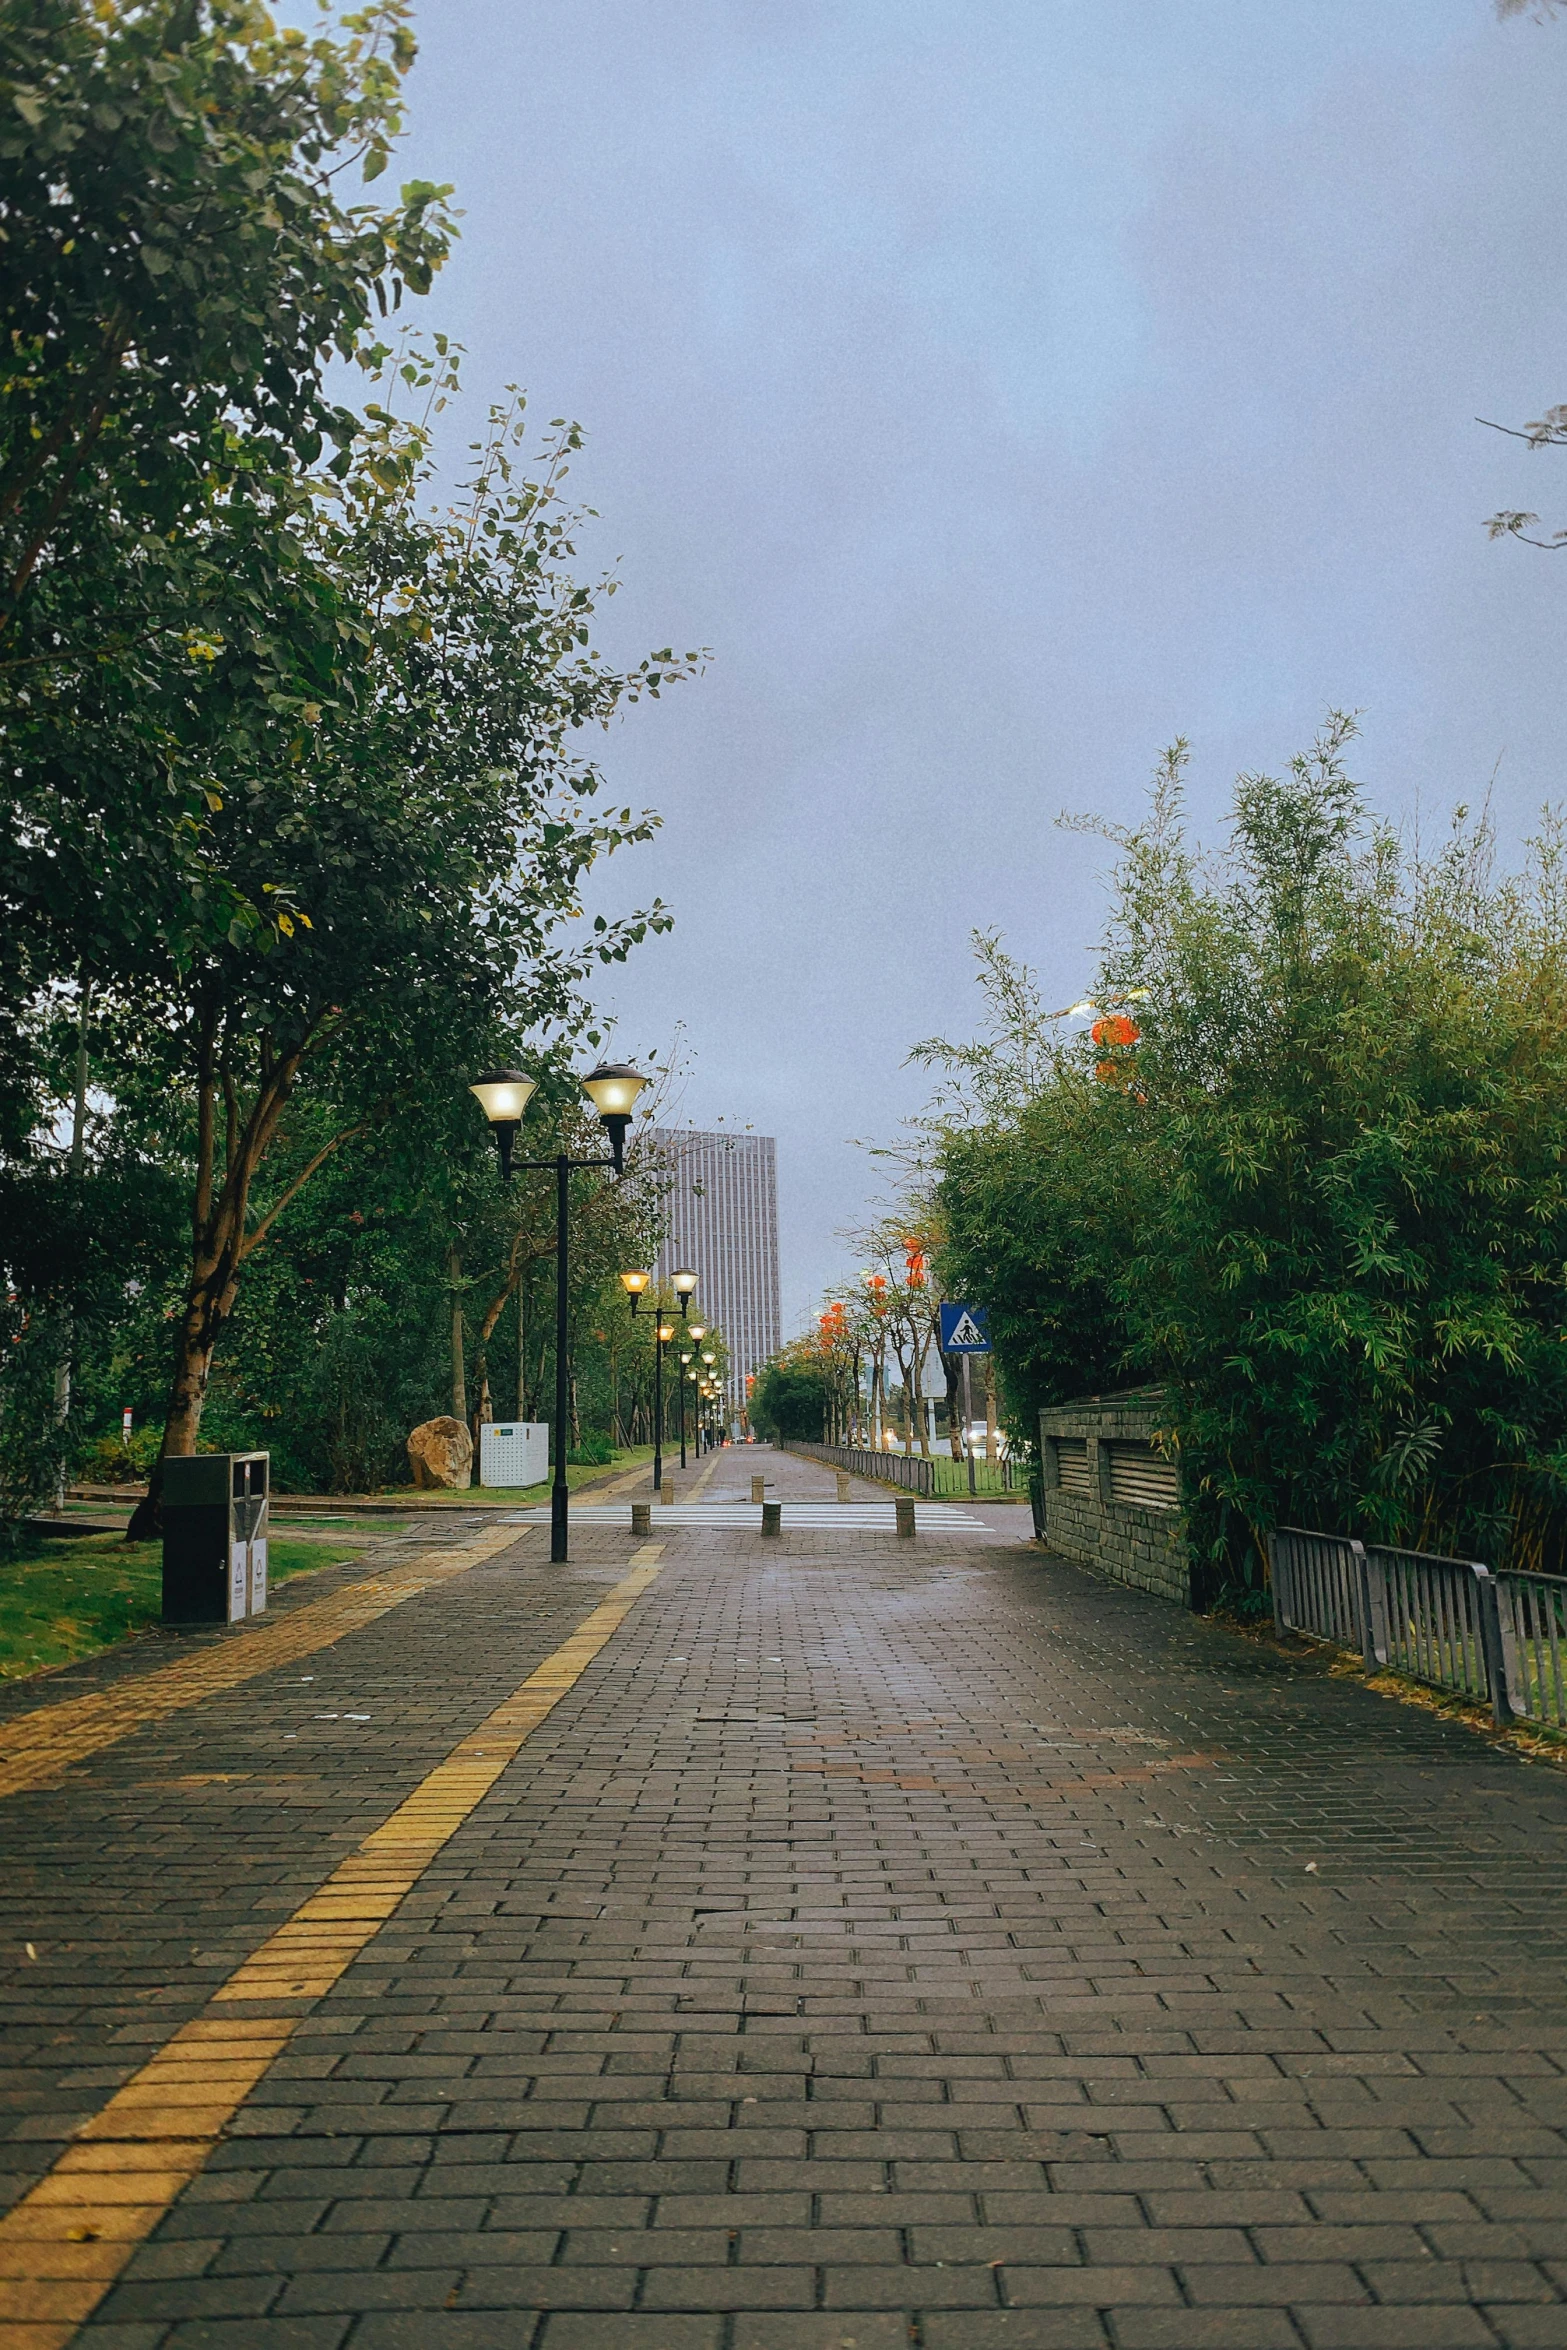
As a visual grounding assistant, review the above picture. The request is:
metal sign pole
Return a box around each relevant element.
[961,1355,976,1495]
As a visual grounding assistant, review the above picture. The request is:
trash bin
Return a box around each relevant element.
[162,1452,269,1625]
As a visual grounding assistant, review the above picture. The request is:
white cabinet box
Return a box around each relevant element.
[478,1421,550,1488]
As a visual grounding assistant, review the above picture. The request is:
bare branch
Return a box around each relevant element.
[241,1121,369,1258]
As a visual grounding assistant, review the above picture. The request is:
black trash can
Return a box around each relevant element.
[162,1452,270,1625]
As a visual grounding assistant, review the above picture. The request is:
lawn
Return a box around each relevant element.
[0,1447,662,1684]
[384,1446,656,1506]
[0,1530,369,1682]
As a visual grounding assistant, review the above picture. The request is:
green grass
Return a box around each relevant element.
[0,1531,368,1682]
[925,1456,1024,1500]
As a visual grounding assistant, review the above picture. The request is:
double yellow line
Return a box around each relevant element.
[0,1547,664,2347]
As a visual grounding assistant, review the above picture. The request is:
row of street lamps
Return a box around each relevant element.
[467,1058,726,1563]
[615,1270,723,1488]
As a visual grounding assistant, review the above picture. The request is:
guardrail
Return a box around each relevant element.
[779,1440,934,1497]
[1267,1524,1567,1731]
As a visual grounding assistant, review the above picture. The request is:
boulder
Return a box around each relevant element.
[407,1415,472,1489]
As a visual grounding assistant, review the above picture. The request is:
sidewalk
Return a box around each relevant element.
[1,1445,1565,2347]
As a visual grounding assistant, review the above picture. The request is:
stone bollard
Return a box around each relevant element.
[750,1475,766,1505]
[895,1495,916,1539]
[761,1500,782,1537]
[631,1502,650,1537]
[836,1471,851,1504]
[660,1477,674,1507]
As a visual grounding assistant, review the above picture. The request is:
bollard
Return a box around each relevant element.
[836,1470,851,1504]
[895,1495,916,1539]
[631,1502,651,1537]
[750,1474,766,1505]
[761,1500,782,1537]
[660,1477,674,1507]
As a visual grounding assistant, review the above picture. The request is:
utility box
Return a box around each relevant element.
[478,1421,549,1488]
[161,1452,270,1626]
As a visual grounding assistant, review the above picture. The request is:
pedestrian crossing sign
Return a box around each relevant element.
[939,1303,991,1353]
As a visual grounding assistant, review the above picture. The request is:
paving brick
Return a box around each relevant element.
[538,2320,722,2350]
[2,1458,1564,2345]
[1292,2310,1505,2347]
[730,2320,912,2350]
[1108,2317,1303,2349]
[921,2317,1110,2349]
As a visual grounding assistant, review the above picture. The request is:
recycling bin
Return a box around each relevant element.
[161,1452,269,1625]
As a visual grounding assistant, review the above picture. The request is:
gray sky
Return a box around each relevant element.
[396,1,1567,1335]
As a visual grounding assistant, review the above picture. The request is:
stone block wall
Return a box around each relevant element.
[1038,1389,1190,1608]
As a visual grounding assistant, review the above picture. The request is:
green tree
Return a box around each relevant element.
[930,717,1567,1596]
[749,1352,832,1443]
[0,0,458,1003]
[91,378,689,1528]
[0,0,451,625]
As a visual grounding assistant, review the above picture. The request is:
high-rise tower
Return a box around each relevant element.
[651,1129,780,1422]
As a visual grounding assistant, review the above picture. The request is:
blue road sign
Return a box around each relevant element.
[939,1303,991,1353]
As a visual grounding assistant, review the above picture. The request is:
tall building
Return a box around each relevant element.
[651,1129,781,1420]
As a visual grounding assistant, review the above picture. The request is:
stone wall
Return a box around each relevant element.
[1038,1389,1190,1608]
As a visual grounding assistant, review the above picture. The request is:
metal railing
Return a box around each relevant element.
[1268,1524,1567,1731]
[1497,1569,1567,1729]
[779,1440,933,1497]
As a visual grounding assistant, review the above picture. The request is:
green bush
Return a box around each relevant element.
[76,1425,162,1484]
[933,717,1567,1598]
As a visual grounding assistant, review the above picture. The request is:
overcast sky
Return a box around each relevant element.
[396,1,1567,1335]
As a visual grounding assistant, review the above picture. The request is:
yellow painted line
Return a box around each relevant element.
[0,1550,663,2347]
[0,1528,527,1802]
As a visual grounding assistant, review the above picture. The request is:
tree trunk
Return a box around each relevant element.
[449,1246,467,1421]
[51,978,91,1509]
[943,1352,964,1459]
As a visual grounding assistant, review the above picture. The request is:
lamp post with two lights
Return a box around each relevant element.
[468,1061,648,1564]
[677,1320,707,1470]
[619,1264,698,1494]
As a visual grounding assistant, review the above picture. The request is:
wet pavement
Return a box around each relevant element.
[2,1444,1565,2349]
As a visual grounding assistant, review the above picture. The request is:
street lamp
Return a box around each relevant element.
[672,1267,698,1310]
[466,1069,538,1184]
[469,1058,648,1562]
[679,1351,692,1469]
[619,1268,651,1315]
[652,1311,676,1494]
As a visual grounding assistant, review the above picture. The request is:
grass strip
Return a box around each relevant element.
[0,1533,365,1683]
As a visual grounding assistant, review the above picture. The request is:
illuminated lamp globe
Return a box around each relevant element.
[619,1269,651,1317]
[581,1062,648,1171]
[468,1068,538,1181]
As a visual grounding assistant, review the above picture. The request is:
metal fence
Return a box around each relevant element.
[780,1441,933,1497]
[1498,1569,1567,1729]
[1267,1524,1567,1731]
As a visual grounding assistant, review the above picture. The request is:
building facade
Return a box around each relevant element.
[651,1129,781,1421]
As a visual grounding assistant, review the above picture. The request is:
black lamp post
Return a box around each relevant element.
[469,1060,647,1563]
[620,1265,698,1495]
[654,1308,675,1492]
[699,1348,717,1453]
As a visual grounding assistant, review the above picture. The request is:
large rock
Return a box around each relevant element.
[407,1415,472,1489]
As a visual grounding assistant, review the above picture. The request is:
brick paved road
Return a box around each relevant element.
[3,1445,1566,2349]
